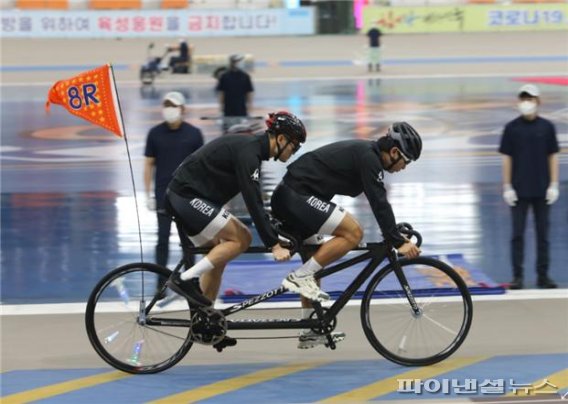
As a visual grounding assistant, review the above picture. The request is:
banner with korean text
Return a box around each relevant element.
[363,4,567,33]
[1,7,314,38]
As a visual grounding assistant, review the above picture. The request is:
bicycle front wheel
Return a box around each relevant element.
[85,263,194,374]
[361,257,473,366]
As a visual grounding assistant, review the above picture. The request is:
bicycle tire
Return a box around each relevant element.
[85,262,194,374]
[360,257,473,366]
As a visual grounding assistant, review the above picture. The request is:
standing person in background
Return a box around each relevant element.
[366,22,382,73]
[499,84,559,290]
[144,91,204,291]
[216,54,254,133]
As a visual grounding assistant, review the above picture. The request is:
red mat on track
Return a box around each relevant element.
[513,76,568,86]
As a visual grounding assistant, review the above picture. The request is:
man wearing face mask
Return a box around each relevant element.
[499,84,560,290]
[144,91,204,284]
[216,54,254,133]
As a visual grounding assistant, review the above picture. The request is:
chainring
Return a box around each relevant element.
[190,307,227,345]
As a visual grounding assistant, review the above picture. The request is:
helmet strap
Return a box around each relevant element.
[384,152,403,171]
[273,134,287,161]
[274,141,284,161]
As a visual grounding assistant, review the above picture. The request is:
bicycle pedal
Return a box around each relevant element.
[325,333,345,350]
[213,336,237,352]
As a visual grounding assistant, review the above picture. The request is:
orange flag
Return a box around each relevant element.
[46,64,124,138]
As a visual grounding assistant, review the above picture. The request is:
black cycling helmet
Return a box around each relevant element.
[386,121,422,161]
[265,111,307,144]
[226,121,264,136]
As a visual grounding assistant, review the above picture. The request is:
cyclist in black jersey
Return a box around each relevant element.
[165,111,307,309]
[271,122,422,348]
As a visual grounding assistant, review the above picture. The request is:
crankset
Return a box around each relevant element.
[189,307,227,346]
[308,307,337,335]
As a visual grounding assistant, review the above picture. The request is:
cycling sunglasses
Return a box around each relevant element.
[283,136,301,154]
[398,150,412,165]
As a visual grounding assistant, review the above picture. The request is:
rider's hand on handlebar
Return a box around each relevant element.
[397,241,421,259]
[272,243,291,262]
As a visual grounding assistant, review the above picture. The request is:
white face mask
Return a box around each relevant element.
[162,107,182,124]
[518,100,537,116]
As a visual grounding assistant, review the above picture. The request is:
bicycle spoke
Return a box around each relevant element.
[422,312,458,335]
[86,263,193,374]
[141,325,188,341]
[362,257,472,366]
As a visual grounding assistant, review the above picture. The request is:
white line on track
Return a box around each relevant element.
[1,289,566,316]
[2,71,568,87]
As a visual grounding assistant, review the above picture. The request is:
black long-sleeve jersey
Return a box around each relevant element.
[284,140,406,248]
[169,134,279,247]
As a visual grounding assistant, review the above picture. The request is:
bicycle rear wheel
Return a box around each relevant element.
[361,257,473,366]
[85,263,193,374]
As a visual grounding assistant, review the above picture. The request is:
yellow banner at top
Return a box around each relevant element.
[363,4,568,33]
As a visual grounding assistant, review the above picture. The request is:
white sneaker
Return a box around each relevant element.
[282,273,330,302]
[298,330,346,349]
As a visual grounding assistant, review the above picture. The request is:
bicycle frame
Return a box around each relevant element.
[87,218,471,372]
[144,231,409,333]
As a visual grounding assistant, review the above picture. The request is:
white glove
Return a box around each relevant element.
[503,184,518,207]
[146,196,156,211]
[546,182,559,205]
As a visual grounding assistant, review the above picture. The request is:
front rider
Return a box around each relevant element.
[165,112,307,318]
[270,122,422,349]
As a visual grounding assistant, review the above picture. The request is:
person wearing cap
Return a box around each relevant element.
[270,122,422,349]
[498,84,559,289]
[215,54,254,133]
[144,91,204,288]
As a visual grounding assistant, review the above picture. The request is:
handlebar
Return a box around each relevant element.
[396,222,422,248]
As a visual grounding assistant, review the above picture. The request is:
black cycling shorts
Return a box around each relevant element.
[270,182,346,240]
[166,189,234,246]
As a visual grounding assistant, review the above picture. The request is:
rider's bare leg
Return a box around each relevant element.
[299,213,363,309]
[200,218,251,302]
[310,213,363,268]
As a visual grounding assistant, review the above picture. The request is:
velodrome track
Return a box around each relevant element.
[1,32,567,402]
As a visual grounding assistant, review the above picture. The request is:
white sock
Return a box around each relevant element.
[180,257,214,281]
[301,308,311,335]
[294,257,322,277]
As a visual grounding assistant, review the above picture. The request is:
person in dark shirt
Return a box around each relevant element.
[165,111,307,314]
[366,23,382,72]
[215,54,254,133]
[499,84,559,290]
[168,38,191,73]
[144,91,204,276]
[271,122,422,348]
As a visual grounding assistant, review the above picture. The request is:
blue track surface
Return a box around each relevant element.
[1,74,567,304]
[2,354,567,402]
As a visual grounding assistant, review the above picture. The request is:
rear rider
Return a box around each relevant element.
[165,111,307,310]
[271,122,422,348]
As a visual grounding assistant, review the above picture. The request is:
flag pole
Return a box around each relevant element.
[108,64,145,263]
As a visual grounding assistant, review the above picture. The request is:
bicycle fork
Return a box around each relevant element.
[388,249,421,317]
